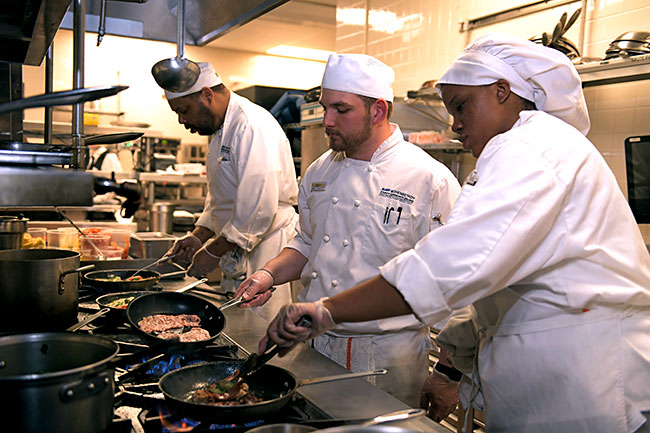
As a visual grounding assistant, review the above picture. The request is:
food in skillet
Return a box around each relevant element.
[191,371,264,405]
[95,274,145,282]
[137,313,211,342]
[105,296,136,309]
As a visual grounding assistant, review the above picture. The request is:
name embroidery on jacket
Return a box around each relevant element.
[220,145,231,161]
[311,182,326,192]
[378,187,414,204]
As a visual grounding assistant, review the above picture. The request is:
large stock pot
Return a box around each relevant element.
[0,332,118,433]
[0,249,93,331]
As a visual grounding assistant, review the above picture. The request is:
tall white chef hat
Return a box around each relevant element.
[164,62,223,100]
[321,53,395,102]
[435,32,590,135]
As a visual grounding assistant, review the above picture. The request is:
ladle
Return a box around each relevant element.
[151,0,200,93]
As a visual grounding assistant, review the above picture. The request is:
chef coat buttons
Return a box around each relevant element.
[344,162,351,168]
[311,271,318,279]
[342,239,349,247]
[323,235,330,242]
[367,165,374,172]
[331,280,339,287]
[354,200,361,207]
[331,197,339,204]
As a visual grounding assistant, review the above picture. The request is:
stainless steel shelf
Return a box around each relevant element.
[577,54,650,87]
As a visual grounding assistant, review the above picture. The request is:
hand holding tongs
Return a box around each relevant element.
[239,314,312,377]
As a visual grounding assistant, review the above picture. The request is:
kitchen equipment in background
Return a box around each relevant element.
[137,136,181,171]
[151,0,200,92]
[150,201,176,234]
[130,231,178,258]
[178,142,208,163]
[0,249,94,332]
[0,215,28,250]
[529,8,581,59]
[0,85,128,115]
[605,31,650,60]
[624,135,650,223]
[0,332,119,433]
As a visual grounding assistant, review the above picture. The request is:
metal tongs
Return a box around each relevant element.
[212,314,311,401]
[129,253,178,280]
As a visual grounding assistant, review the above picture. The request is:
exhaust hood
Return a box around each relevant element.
[60,0,290,47]
[0,0,71,66]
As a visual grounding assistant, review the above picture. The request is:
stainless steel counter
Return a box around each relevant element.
[163,277,449,432]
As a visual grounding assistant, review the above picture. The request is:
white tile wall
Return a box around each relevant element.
[335,0,650,240]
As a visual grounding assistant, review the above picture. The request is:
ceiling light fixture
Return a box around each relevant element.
[266,45,333,61]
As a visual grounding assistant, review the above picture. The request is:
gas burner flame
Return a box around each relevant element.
[157,404,265,431]
[126,353,203,378]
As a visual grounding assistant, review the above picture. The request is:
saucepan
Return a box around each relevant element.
[154,362,388,420]
[83,269,186,292]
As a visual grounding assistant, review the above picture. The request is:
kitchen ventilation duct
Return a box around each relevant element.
[60,0,290,47]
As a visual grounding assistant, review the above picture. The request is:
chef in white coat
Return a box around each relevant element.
[161,62,298,320]
[234,53,461,406]
[257,34,650,433]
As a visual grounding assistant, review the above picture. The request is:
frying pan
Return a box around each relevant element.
[0,85,128,115]
[83,269,186,292]
[157,361,387,420]
[85,132,144,145]
[96,290,150,319]
[125,291,228,354]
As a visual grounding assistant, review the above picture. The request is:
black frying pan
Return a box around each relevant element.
[125,292,226,354]
[0,85,128,115]
[157,361,387,420]
[83,269,185,292]
[96,290,149,319]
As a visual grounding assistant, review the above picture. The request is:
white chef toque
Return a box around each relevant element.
[435,32,590,135]
[321,53,395,102]
[164,62,223,100]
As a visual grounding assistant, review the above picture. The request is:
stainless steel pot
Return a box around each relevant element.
[0,249,94,331]
[0,332,118,433]
[0,215,28,250]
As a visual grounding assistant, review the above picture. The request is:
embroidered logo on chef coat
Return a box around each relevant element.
[220,145,231,161]
[464,169,478,186]
[378,188,414,205]
[383,205,404,225]
[310,182,326,192]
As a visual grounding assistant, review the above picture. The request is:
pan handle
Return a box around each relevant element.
[59,264,95,295]
[174,277,209,293]
[361,408,425,426]
[299,369,388,387]
[66,307,110,332]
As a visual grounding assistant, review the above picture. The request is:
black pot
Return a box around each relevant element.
[0,249,94,332]
[0,332,118,433]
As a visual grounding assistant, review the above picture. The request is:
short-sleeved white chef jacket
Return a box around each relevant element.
[381,110,650,432]
[196,91,298,318]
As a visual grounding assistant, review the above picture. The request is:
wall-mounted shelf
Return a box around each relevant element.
[577,54,650,87]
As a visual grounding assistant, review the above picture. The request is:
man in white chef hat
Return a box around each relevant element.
[251,33,650,432]
[159,62,299,320]
[233,53,461,407]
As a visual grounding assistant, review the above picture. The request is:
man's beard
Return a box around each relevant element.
[187,103,219,136]
[326,115,372,156]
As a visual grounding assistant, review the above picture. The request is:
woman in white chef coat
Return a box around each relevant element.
[257,34,650,433]
[234,53,461,407]
[161,63,299,320]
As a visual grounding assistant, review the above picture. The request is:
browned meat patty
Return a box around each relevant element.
[158,327,211,342]
[137,314,201,334]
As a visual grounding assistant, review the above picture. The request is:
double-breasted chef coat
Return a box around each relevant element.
[381,111,650,432]
[196,91,298,320]
[288,124,461,406]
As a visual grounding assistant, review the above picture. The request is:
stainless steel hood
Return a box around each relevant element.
[0,0,71,66]
[60,0,290,47]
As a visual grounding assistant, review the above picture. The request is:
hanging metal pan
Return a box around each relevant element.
[0,85,129,115]
[85,132,144,145]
